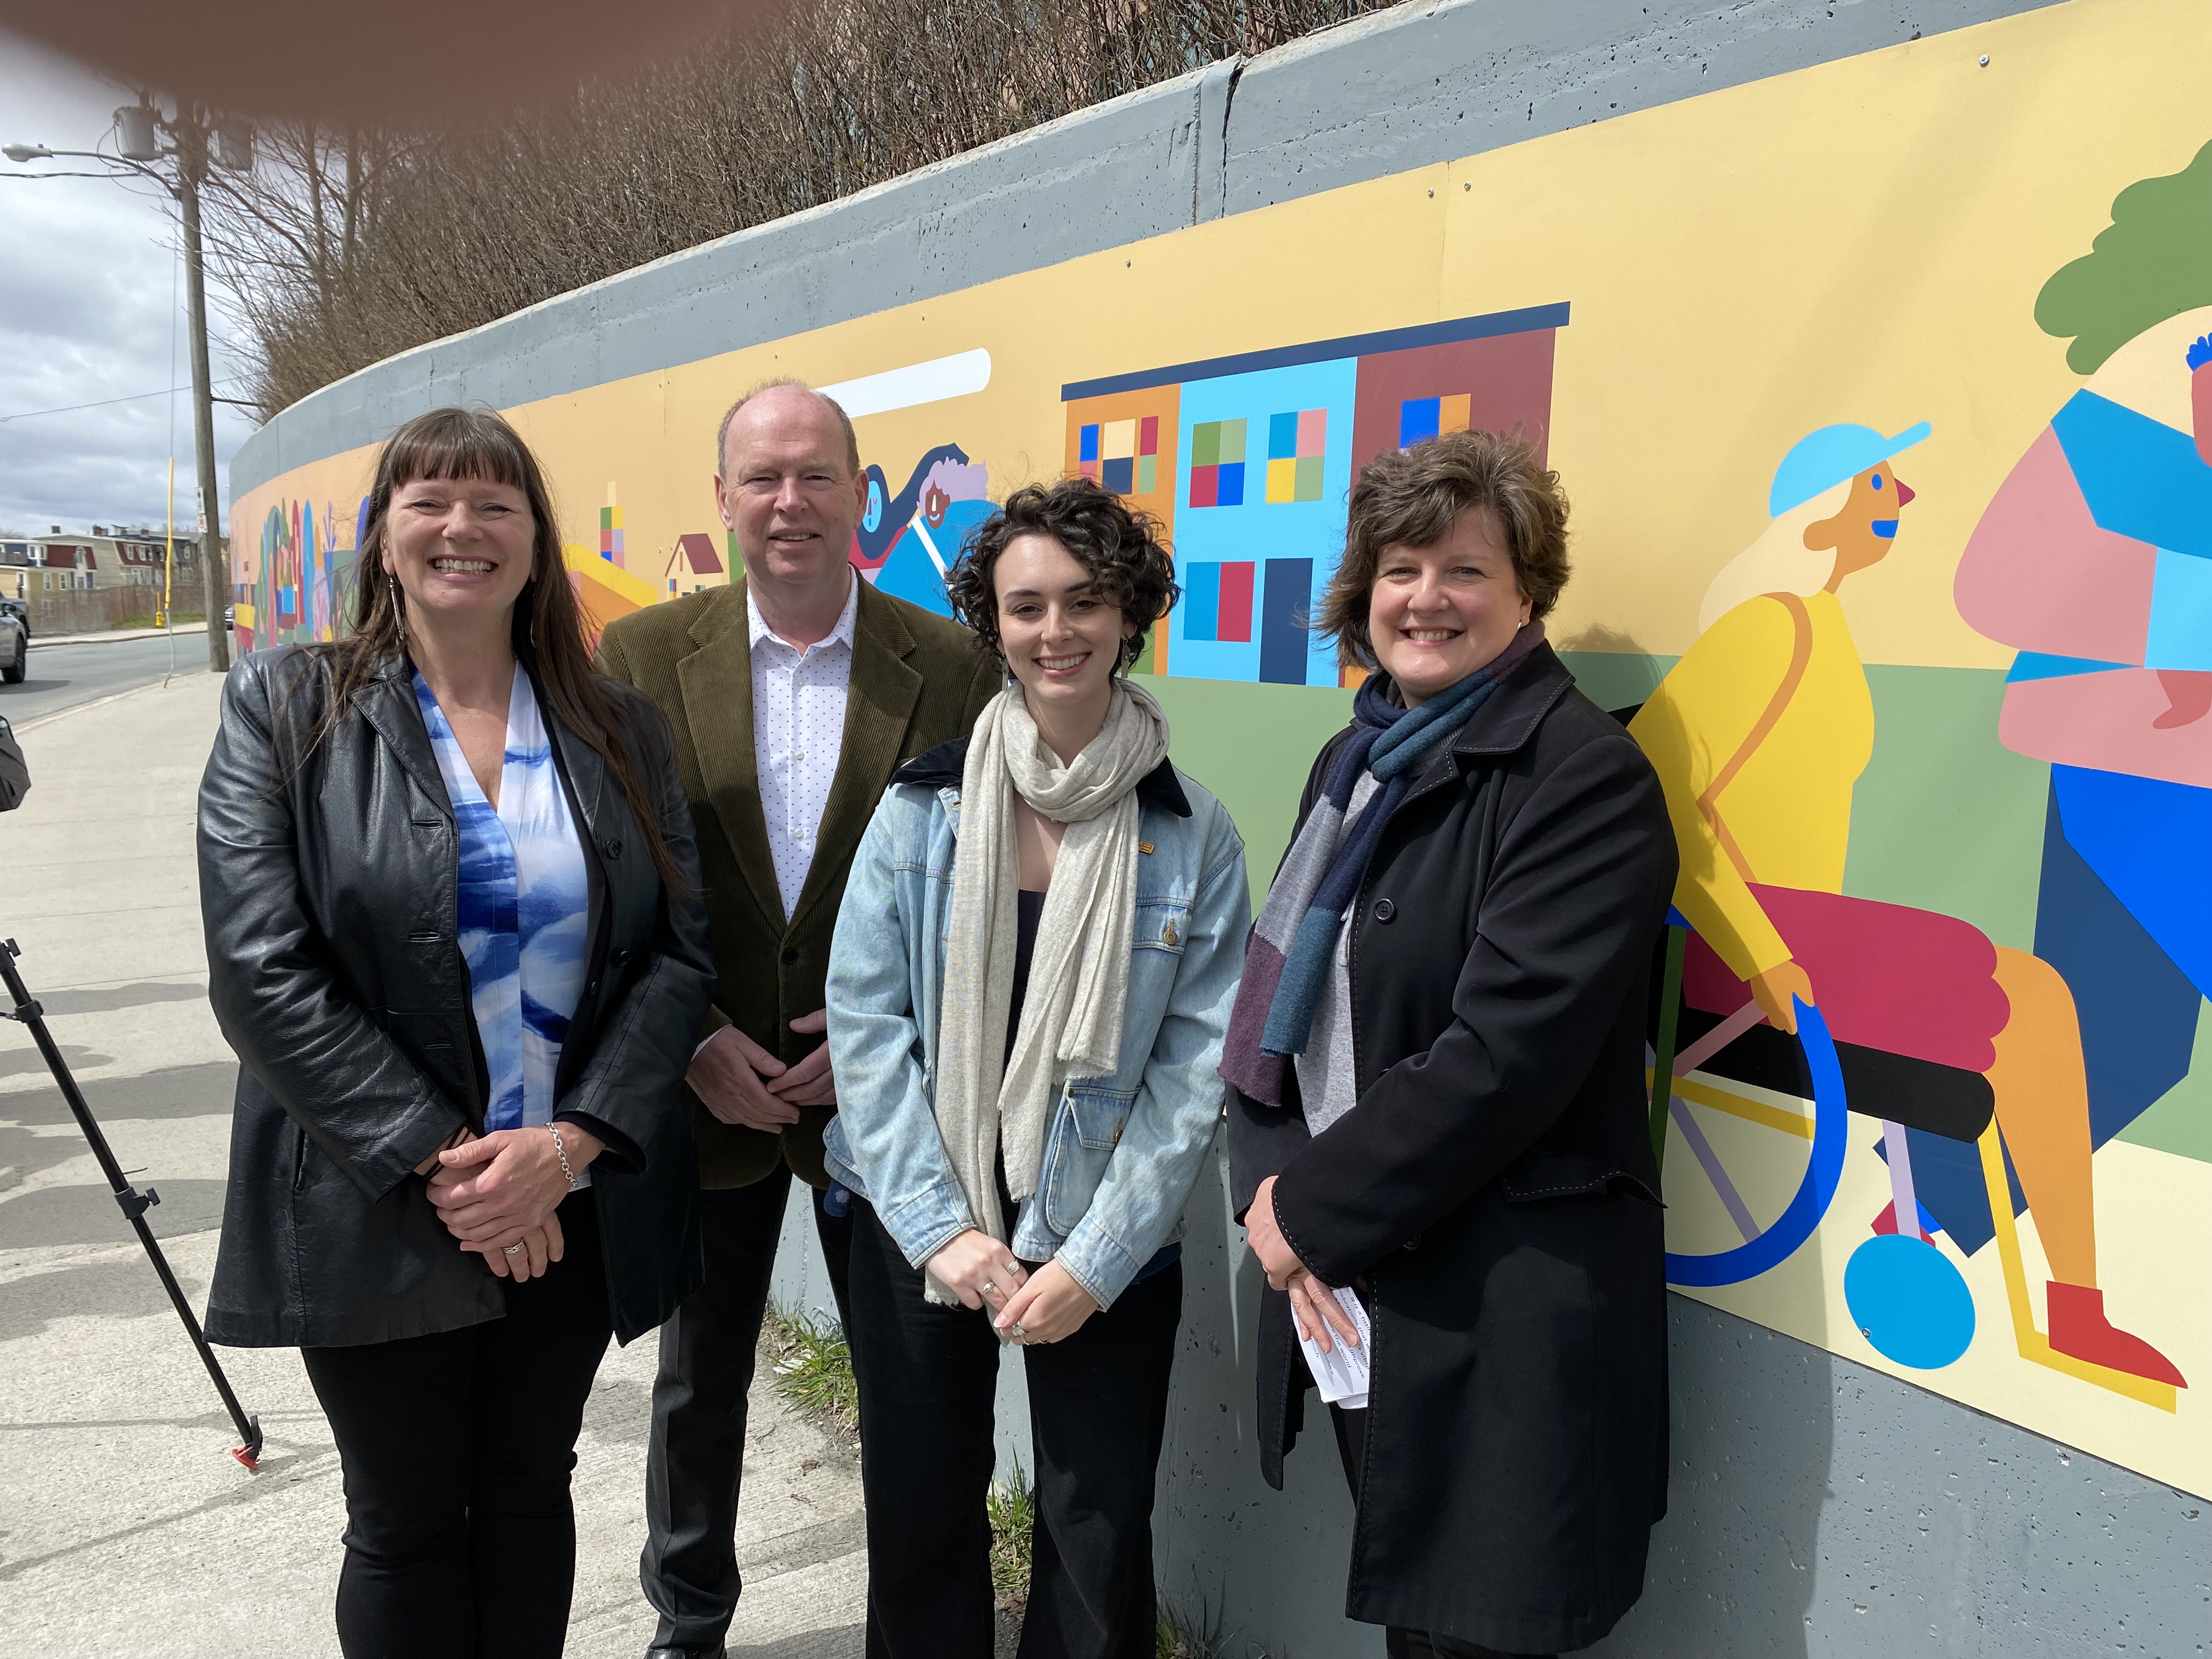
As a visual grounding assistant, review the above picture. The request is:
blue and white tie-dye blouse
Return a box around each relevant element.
[414,668,591,1155]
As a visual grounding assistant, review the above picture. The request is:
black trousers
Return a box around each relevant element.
[845,1194,1181,1659]
[640,1167,854,1652]
[301,1190,611,1659]
[1330,1404,1556,1659]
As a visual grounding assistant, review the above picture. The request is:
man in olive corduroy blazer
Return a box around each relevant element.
[599,381,996,1659]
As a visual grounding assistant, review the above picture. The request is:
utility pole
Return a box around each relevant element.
[4,99,244,675]
[173,115,229,674]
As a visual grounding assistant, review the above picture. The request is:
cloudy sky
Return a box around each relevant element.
[0,29,258,539]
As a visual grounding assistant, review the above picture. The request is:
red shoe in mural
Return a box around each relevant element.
[2046,1282,2188,1387]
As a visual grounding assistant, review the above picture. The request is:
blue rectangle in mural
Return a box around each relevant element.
[1184,561,1222,641]
[1172,357,1357,687]
[1260,560,1314,685]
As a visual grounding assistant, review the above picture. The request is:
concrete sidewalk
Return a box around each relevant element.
[0,676,868,1657]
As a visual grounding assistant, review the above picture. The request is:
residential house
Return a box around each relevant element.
[0,528,211,599]
[664,533,729,598]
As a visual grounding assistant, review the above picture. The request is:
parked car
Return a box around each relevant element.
[0,607,25,684]
[0,597,29,642]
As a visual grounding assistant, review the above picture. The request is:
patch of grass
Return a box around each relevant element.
[758,1305,859,1442]
[988,1468,1035,1611]
[1156,1597,1219,1659]
[110,612,206,630]
[1158,1594,1273,1659]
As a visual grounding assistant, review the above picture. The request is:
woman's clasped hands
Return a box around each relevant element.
[1246,1175,1362,1356]
[413,1122,603,1283]
[923,1227,1102,1345]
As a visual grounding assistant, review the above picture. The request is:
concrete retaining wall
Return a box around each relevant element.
[232,1,2207,1652]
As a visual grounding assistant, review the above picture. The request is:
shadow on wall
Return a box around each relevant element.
[1556,627,1669,717]
[1154,1138,1385,1657]
[1587,1301,1832,1659]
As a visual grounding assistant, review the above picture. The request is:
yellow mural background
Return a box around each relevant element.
[232,0,2212,1497]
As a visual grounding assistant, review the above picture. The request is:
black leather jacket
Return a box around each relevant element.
[197,646,716,1347]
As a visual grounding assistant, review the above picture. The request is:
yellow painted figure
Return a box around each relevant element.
[1631,424,2185,1392]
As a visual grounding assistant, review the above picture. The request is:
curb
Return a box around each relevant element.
[29,623,213,650]
[14,674,204,734]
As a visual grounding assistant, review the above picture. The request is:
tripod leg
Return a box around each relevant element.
[0,938,261,1468]
[131,1212,263,1466]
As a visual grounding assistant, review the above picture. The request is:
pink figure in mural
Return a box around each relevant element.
[1634,422,2186,1391]
[1949,151,2212,1401]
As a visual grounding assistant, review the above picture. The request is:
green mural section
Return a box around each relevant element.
[2115,998,2212,1163]
[1148,675,1353,906]
[1842,665,2051,952]
[1156,657,2055,950]
[1559,648,1673,719]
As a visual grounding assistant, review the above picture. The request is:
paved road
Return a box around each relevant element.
[1,634,216,727]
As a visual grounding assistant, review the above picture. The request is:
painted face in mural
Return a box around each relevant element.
[1368,506,1532,705]
[380,473,537,628]
[1808,462,1917,588]
[715,385,869,603]
[994,532,1139,747]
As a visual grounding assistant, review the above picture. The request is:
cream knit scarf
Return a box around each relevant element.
[929,678,1170,1303]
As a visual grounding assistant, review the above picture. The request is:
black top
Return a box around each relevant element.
[1005,888,1047,1065]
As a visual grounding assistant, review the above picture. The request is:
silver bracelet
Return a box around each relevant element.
[549,1123,582,1190]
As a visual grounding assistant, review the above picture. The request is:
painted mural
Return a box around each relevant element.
[226,0,2212,1498]
[1061,307,1560,684]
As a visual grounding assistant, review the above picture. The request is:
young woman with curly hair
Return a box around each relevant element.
[824,476,1249,1657]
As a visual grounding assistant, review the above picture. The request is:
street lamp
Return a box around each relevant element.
[2,99,251,674]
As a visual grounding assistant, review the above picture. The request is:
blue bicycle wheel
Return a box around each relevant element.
[1664,997,1850,1289]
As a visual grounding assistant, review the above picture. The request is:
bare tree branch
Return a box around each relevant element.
[202,0,1395,416]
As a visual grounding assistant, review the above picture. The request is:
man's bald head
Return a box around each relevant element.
[715,380,860,481]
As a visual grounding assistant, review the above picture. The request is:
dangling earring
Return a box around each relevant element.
[389,573,406,648]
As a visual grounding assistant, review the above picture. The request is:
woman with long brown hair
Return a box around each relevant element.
[198,408,715,1659]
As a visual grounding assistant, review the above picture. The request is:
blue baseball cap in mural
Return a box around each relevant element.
[1768,421,1932,517]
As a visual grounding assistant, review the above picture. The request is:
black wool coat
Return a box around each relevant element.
[1228,642,1678,1654]
[197,646,718,1348]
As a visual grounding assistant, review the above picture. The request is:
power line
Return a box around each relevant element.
[0,380,246,424]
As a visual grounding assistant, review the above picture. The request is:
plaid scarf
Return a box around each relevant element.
[1220,624,1543,1108]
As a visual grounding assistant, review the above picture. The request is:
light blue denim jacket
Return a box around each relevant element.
[824,736,1249,1308]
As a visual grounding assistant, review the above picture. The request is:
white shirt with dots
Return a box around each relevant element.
[749,573,859,923]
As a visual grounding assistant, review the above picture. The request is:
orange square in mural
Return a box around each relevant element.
[1065,385,1180,672]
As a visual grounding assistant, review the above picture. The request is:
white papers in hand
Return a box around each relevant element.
[1296,1284,1373,1410]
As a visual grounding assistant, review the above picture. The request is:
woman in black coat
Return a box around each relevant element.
[198,408,716,1659]
[1225,430,1678,1658]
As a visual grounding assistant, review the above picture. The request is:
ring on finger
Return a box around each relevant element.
[982,1280,998,1297]
[1010,1322,1025,1339]
[504,1242,524,1255]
